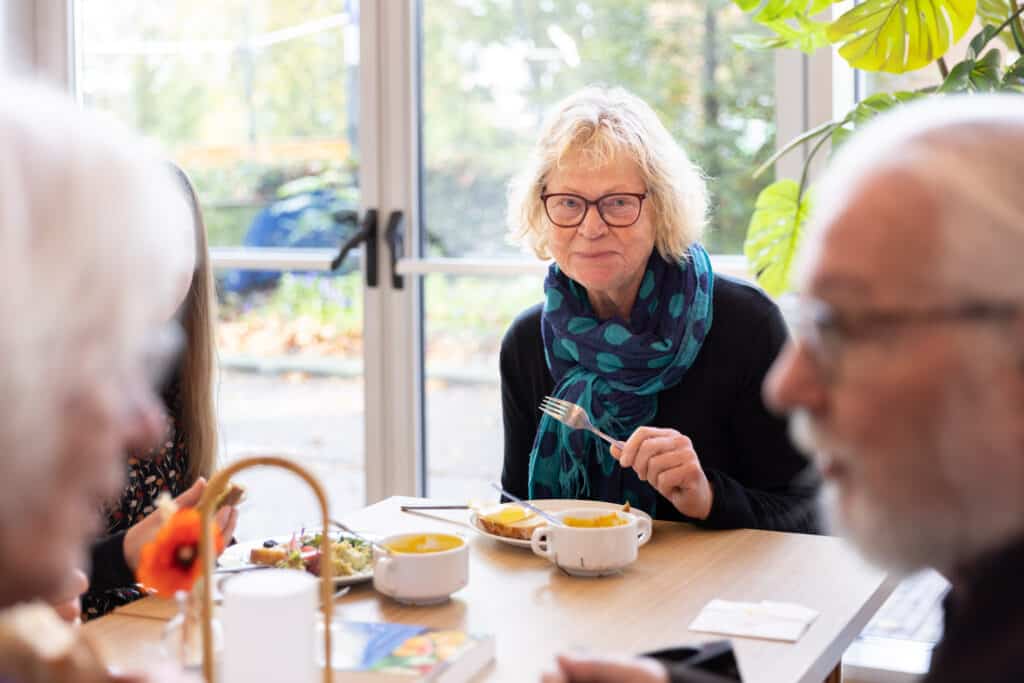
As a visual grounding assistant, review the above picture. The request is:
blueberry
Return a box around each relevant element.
[262,539,278,548]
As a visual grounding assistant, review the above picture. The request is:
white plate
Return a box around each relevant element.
[469,499,654,548]
[218,532,374,587]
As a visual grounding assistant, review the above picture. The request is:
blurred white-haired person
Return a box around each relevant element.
[763,94,1024,683]
[501,86,816,531]
[542,95,1024,683]
[0,76,197,682]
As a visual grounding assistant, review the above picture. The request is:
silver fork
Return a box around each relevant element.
[539,396,626,450]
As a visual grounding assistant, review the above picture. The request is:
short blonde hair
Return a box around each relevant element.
[507,86,707,262]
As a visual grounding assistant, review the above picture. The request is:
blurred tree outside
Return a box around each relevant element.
[78,0,355,248]
[78,0,775,365]
[421,0,776,257]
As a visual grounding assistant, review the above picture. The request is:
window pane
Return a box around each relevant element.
[423,274,542,501]
[75,0,367,538]
[420,0,776,257]
[217,271,365,538]
[75,0,360,249]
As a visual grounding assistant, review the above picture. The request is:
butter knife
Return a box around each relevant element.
[489,482,564,527]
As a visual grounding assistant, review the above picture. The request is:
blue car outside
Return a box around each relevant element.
[220,188,359,293]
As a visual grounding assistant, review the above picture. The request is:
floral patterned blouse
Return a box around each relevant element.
[81,377,191,621]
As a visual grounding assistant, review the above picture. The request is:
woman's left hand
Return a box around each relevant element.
[611,427,713,520]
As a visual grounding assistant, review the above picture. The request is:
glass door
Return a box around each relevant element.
[65,0,810,517]
[73,0,381,537]
[411,0,781,502]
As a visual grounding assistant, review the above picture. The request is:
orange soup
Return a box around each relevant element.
[384,533,464,554]
[563,512,628,528]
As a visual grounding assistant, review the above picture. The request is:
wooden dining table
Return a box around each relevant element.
[83,496,890,683]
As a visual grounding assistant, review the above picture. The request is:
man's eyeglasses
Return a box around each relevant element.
[540,192,647,228]
[780,294,1021,379]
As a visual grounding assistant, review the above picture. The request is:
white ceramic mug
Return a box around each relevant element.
[222,568,318,682]
[530,508,652,577]
[372,532,469,605]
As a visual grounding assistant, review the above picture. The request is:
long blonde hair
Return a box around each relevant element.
[169,164,219,481]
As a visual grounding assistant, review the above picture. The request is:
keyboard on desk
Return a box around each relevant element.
[843,569,950,683]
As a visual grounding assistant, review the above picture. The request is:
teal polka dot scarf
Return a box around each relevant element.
[527,244,714,516]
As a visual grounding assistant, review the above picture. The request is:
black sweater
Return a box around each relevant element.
[499,275,819,532]
[926,537,1024,683]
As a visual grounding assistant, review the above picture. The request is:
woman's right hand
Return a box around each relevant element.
[122,478,239,572]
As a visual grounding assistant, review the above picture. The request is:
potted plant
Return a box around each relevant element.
[733,0,1024,294]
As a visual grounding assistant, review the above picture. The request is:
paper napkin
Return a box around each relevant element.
[689,599,820,642]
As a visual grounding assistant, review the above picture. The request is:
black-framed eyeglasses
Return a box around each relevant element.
[540,191,648,228]
[780,294,1021,379]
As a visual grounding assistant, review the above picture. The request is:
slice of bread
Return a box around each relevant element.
[477,505,548,540]
[214,482,246,510]
[249,546,288,566]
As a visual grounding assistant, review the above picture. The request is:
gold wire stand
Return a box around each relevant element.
[197,456,334,683]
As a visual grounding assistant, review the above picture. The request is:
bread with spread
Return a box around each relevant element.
[476,504,547,540]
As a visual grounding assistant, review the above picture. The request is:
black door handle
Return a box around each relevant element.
[384,210,405,290]
[331,208,378,288]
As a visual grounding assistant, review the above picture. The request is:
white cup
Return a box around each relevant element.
[530,508,653,577]
[372,532,469,605]
[221,568,318,683]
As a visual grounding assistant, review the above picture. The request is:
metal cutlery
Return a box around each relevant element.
[329,518,392,555]
[539,396,626,450]
[489,482,564,527]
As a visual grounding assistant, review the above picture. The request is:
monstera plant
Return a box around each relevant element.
[734,0,1024,295]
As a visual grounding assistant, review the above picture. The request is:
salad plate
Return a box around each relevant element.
[218,530,374,587]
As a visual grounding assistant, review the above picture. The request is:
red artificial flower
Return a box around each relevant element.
[136,508,225,596]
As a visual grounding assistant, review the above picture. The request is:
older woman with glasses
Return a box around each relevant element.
[500,87,817,529]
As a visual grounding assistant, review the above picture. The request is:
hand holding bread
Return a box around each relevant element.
[123,478,240,572]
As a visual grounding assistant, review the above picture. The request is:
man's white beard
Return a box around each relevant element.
[819,479,961,576]
[790,410,965,575]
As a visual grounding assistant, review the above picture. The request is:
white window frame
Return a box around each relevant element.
[33,0,833,503]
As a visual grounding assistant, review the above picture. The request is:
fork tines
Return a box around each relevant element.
[540,396,569,420]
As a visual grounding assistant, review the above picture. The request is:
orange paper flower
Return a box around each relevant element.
[136,508,225,596]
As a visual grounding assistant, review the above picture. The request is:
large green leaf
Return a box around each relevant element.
[1001,55,1024,91]
[977,0,1024,50]
[977,0,1011,26]
[744,180,811,296]
[733,0,837,21]
[966,24,1003,58]
[762,17,833,51]
[731,0,840,52]
[830,91,923,149]
[940,48,1004,91]
[827,0,977,73]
